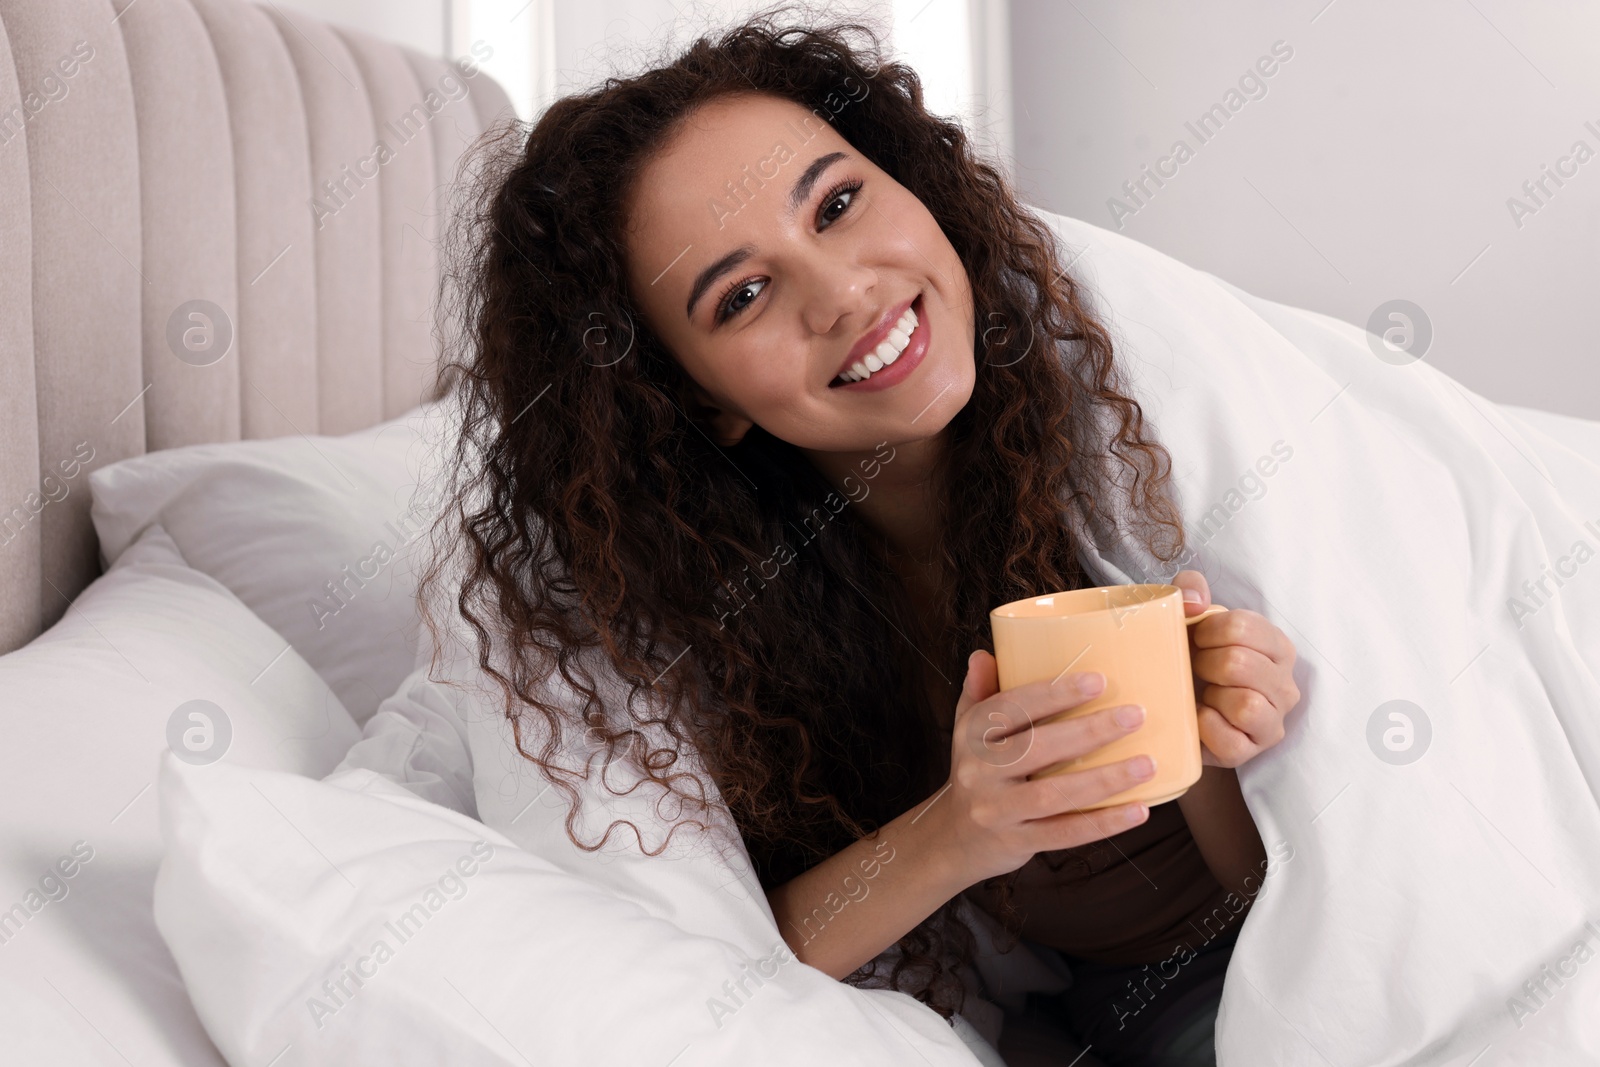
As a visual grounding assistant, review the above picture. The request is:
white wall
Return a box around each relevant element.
[545,0,888,97]
[1010,0,1600,419]
[273,0,1012,162]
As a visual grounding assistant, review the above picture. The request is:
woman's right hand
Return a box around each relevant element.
[929,649,1154,888]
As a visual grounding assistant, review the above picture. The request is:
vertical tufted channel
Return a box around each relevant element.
[403,49,486,256]
[337,27,440,419]
[115,0,240,450]
[265,3,382,435]
[0,10,40,652]
[0,0,144,630]
[189,0,319,440]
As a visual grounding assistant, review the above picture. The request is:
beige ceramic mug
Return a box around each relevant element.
[989,584,1228,809]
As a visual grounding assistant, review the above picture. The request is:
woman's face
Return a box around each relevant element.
[623,93,976,454]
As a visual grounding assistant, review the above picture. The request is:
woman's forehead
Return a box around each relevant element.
[666,93,830,160]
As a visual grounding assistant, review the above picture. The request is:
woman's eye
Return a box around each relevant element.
[825,181,864,225]
[719,277,766,320]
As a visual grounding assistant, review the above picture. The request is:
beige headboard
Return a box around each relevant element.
[0,0,512,652]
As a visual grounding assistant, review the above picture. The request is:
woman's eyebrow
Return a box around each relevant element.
[683,152,851,320]
[786,151,848,215]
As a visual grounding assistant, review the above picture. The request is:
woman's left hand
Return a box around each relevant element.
[1171,570,1300,768]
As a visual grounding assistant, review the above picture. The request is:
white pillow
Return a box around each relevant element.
[89,402,454,722]
[155,755,991,1067]
[0,524,362,1066]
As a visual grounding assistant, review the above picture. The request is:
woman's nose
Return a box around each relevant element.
[797,256,877,336]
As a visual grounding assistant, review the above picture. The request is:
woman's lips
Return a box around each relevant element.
[830,295,929,391]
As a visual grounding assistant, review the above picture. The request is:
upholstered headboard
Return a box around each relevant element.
[0,0,512,652]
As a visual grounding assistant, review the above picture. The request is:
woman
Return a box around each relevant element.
[423,13,1300,1065]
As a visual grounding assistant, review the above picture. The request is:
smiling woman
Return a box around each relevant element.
[421,11,1292,1063]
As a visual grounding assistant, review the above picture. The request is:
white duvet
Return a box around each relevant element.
[155,210,1600,1065]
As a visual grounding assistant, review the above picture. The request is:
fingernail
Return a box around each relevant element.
[1115,705,1145,728]
[1130,755,1156,779]
[1080,672,1105,695]
[1182,588,1202,605]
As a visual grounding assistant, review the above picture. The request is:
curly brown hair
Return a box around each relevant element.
[420,8,1187,1023]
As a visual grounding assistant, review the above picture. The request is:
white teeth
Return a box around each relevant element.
[838,300,921,384]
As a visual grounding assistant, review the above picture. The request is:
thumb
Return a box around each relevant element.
[956,650,999,715]
[1172,569,1212,614]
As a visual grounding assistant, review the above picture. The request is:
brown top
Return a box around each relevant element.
[962,797,1247,965]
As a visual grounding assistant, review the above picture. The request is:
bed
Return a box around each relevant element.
[0,0,519,1062]
[5,2,1600,1065]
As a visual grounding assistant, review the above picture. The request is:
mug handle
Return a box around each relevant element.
[1183,603,1229,626]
